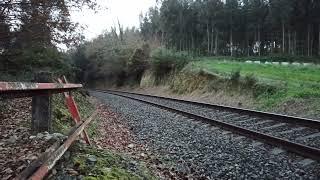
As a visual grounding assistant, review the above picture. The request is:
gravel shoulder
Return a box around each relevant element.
[91,91,320,179]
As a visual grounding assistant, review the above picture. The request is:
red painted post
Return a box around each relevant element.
[28,111,98,180]
[58,77,91,145]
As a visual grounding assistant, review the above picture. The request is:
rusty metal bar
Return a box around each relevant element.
[0,82,82,99]
[0,82,82,91]
[15,141,61,180]
[28,110,98,180]
[58,77,91,145]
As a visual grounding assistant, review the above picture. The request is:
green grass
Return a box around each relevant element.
[188,60,320,85]
[52,91,95,134]
[185,58,320,109]
[71,145,156,180]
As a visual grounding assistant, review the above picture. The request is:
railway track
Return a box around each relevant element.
[94,89,320,161]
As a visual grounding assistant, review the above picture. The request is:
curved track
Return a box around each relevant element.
[95,89,320,161]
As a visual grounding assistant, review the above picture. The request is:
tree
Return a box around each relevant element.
[0,0,97,48]
[0,0,97,76]
[140,0,320,57]
[225,0,239,56]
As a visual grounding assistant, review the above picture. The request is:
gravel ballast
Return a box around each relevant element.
[117,92,320,149]
[91,91,320,179]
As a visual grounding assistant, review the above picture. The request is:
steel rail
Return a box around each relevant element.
[100,89,320,129]
[96,90,320,161]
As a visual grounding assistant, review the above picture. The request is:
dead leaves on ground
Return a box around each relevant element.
[0,98,51,179]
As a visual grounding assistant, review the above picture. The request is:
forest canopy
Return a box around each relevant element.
[140,0,320,57]
[0,0,97,79]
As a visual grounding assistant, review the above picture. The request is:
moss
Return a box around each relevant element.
[52,91,95,134]
[71,146,156,180]
[52,94,73,134]
[84,168,141,180]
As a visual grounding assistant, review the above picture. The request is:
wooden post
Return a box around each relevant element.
[31,72,52,133]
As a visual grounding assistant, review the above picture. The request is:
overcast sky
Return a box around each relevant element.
[71,0,157,40]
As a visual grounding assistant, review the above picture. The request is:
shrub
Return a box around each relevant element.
[127,45,150,84]
[151,48,194,84]
[243,74,257,88]
[230,69,241,83]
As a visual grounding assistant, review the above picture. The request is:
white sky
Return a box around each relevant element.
[71,0,157,40]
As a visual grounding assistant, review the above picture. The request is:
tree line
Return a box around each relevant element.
[0,0,96,77]
[71,26,149,86]
[140,0,320,57]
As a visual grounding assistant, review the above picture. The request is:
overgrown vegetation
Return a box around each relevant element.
[0,47,74,81]
[52,91,94,134]
[0,0,97,81]
[69,146,156,180]
[150,48,194,84]
[71,28,150,87]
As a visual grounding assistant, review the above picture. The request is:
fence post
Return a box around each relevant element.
[31,72,52,134]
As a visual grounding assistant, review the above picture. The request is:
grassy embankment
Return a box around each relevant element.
[142,51,320,118]
[186,59,320,109]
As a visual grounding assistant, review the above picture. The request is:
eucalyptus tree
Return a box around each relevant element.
[246,0,268,56]
[140,0,320,57]
[225,0,240,56]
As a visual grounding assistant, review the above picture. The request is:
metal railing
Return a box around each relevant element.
[0,76,97,180]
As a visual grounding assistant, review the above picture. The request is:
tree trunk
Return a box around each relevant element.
[214,28,219,56]
[207,22,210,55]
[270,40,273,54]
[211,26,214,55]
[254,28,257,42]
[318,24,320,56]
[294,31,297,55]
[282,21,285,54]
[186,37,188,52]
[288,29,291,55]
[161,31,164,46]
[246,29,250,56]
[311,38,314,56]
[258,24,261,56]
[230,28,233,56]
[191,34,194,51]
[307,24,311,56]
